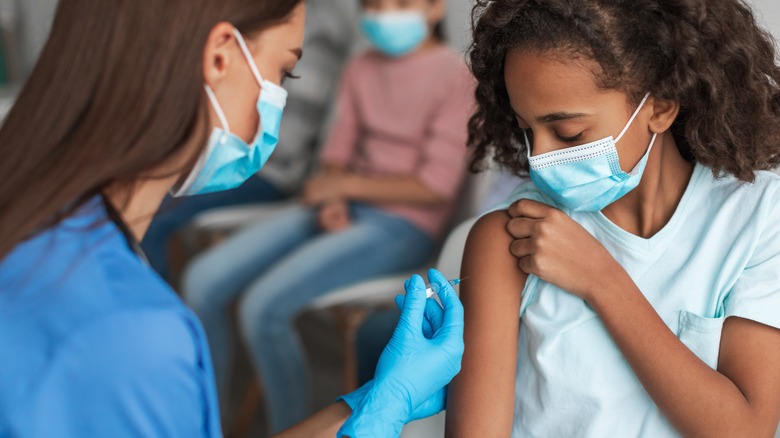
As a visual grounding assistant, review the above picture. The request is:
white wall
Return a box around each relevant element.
[749,1,780,180]
[16,0,57,73]
[445,0,473,54]
[752,0,780,41]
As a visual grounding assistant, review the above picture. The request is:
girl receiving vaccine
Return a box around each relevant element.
[182,0,473,432]
[448,0,780,436]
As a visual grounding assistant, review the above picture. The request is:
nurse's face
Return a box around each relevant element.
[202,2,306,143]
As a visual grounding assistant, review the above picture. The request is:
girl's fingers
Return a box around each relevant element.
[510,238,534,259]
[506,217,537,239]
[508,198,550,219]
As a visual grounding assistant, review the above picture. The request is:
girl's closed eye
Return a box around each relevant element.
[556,132,584,143]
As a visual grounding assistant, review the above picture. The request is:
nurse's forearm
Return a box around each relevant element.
[273,402,352,438]
[341,174,446,206]
[588,274,770,437]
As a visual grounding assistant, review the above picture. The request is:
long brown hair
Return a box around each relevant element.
[0,0,303,260]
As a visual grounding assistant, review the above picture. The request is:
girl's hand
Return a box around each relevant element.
[506,199,623,302]
[318,200,351,232]
[302,173,351,206]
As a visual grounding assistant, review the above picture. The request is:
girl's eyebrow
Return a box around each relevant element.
[512,109,589,124]
[537,112,588,123]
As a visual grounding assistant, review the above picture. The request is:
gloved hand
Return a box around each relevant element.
[338,269,465,437]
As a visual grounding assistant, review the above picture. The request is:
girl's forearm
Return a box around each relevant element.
[342,174,446,206]
[588,273,760,437]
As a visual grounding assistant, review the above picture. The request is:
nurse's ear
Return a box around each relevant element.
[202,22,239,87]
[647,96,680,134]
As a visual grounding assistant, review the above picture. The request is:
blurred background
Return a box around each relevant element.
[2,1,779,437]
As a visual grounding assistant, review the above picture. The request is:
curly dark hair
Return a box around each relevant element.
[468,0,780,182]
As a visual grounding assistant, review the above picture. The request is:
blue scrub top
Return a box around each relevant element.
[0,198,222,437]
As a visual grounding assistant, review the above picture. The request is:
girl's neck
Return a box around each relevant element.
[419,35,443,52]
[601,132,694,239]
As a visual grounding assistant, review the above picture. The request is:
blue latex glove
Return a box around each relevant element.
[338,269,465,437]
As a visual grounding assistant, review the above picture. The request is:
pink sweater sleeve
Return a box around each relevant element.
[320,61,360,168]
[415,64,475,200]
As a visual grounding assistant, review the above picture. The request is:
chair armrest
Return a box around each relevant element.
[190,200,299,234]
[308,273,418,311]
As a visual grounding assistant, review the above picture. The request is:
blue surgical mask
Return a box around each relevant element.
[172,29,288,197]
[526,93,657,212]
[360,11,428,58]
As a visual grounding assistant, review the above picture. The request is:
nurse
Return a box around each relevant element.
[0,1,463,437]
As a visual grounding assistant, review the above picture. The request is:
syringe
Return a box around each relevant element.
[425,277,465,299]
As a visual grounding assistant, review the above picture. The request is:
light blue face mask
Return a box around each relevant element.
[172,29,288,197]
[526,93,657,212]
[360,11,428,58]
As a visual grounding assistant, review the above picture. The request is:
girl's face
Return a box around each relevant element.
[203,2,306,143]
[362,0,445,32]
[504,49,656,173]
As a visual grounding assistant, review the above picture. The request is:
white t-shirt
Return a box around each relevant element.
[491,163,780,437]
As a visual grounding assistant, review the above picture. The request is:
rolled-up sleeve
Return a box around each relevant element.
[415,63,476,201]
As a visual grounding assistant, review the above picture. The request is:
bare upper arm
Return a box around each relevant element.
[446,210,528,438]
[718,317,780,436]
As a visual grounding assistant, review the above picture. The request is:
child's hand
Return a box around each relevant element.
[318,200,351,232]
[505,199,624,302]
[302,173,351,206]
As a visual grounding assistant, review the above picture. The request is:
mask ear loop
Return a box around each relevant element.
[204,85,231,133]
[615,92,651,143]
[522,130,532,161]
[233,29,265,86]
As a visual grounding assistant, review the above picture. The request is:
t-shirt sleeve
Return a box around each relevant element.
[724,183,780,330]
[485,180,554,215]
[14,310,216,437]
[414,61,475,200]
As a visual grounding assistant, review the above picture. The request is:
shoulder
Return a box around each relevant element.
[61,308,203,370]
[471,210,511,239]
[432,46,473,84]
[12,309,214,437]
[36,308,206,396]
[702,166,780,228]
[466,210,514,261]
[705,166,780,197]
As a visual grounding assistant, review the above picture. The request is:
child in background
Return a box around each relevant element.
[449,0,780,436]
[182,0,474,432]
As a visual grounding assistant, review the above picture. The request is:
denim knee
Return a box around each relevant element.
[182,254,228,314]
[237,287,290,342]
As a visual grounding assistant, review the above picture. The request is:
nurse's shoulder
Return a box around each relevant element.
[0,199,218,437]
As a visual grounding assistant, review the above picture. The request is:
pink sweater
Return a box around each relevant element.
[321,46,475,239]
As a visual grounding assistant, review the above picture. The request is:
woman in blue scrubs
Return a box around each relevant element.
[0,0,464,437]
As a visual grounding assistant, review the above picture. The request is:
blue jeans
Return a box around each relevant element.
[182,203,435,433]
[356,309,400,386]
[141,175,284,279]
